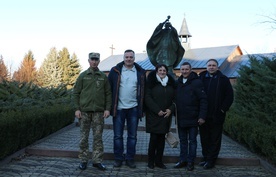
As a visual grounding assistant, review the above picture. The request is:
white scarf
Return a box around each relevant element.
[183,78,187,83]
[156,74,168,86]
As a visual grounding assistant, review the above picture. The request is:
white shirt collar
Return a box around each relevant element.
[122,65,136,72]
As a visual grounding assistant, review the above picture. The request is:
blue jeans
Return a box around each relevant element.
[113,107,139,161]
[178,126,198,162]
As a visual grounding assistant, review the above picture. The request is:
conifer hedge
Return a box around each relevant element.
[0,81,74,159]
[224,54,276,165]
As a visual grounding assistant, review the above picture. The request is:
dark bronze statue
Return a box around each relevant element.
[146,16,185,75]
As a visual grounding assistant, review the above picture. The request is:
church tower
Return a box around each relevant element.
[178,17,192,51]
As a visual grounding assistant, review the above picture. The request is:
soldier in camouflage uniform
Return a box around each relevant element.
[73,52,112,171]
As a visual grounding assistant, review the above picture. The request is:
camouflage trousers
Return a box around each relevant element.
[79,112,104,163]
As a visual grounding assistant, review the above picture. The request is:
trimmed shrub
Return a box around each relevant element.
[0,104,74,159]
[224,55,276,165]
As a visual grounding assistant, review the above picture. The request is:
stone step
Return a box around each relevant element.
[25,123,261,166]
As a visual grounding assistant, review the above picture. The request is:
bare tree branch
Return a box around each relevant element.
[258,13,276,30]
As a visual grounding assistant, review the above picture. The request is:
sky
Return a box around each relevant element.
[1,0,276,72]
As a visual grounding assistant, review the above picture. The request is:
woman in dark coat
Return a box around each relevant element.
[145,64,176,169]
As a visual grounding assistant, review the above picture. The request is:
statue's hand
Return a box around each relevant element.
[162,19,168,25]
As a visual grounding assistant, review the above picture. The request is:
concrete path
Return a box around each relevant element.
[0,117,275,177]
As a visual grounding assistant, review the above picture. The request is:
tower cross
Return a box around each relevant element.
[110,44,115,55]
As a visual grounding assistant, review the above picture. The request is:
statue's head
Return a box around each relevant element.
[164,22,172,29]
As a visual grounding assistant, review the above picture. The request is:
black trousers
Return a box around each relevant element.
[199,120,223,163]
[148,133,166,164]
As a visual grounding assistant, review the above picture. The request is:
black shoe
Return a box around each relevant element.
[126,160,136,168]
[198,161,206,166]
[155,163,167,169]
[93,163,106,171]
[187,162,194,171]
[174,161,187,168]
[203,162,214,169]
[79,162,87,170]
[113,160,123,167]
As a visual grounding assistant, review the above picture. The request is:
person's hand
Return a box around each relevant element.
[103,110,110,118]
[198,118,205,125]
[164,109,171,118]
[75,110,81,119]
[158,110,166,117]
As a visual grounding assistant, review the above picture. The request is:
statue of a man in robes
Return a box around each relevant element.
[146,16,185,75]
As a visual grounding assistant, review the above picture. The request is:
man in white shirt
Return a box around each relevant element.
[108,49,146,168]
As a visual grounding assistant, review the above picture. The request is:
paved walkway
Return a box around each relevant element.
[0,117,275,177]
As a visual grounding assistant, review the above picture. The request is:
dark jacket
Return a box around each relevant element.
[73,67,112,112]
[108,61,146,118]
[199,70,234,124]
[145,71,176,134]
[175,72,208,127]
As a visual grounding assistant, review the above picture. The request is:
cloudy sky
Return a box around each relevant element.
[1,0,275,72]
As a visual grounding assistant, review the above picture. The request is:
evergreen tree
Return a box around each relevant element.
[234,54,276,125]
[36,60,46,87]
[68,52,81,88]
[12,51,37,83]
[225,54,276,162]
[37,47,62,87]
[58,47,71,86]
[37,47,81,88]
[0,55,9,82]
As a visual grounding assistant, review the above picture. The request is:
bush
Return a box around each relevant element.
[224,54,276,165]
[0,104,74,160]
[0,81,75,160]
